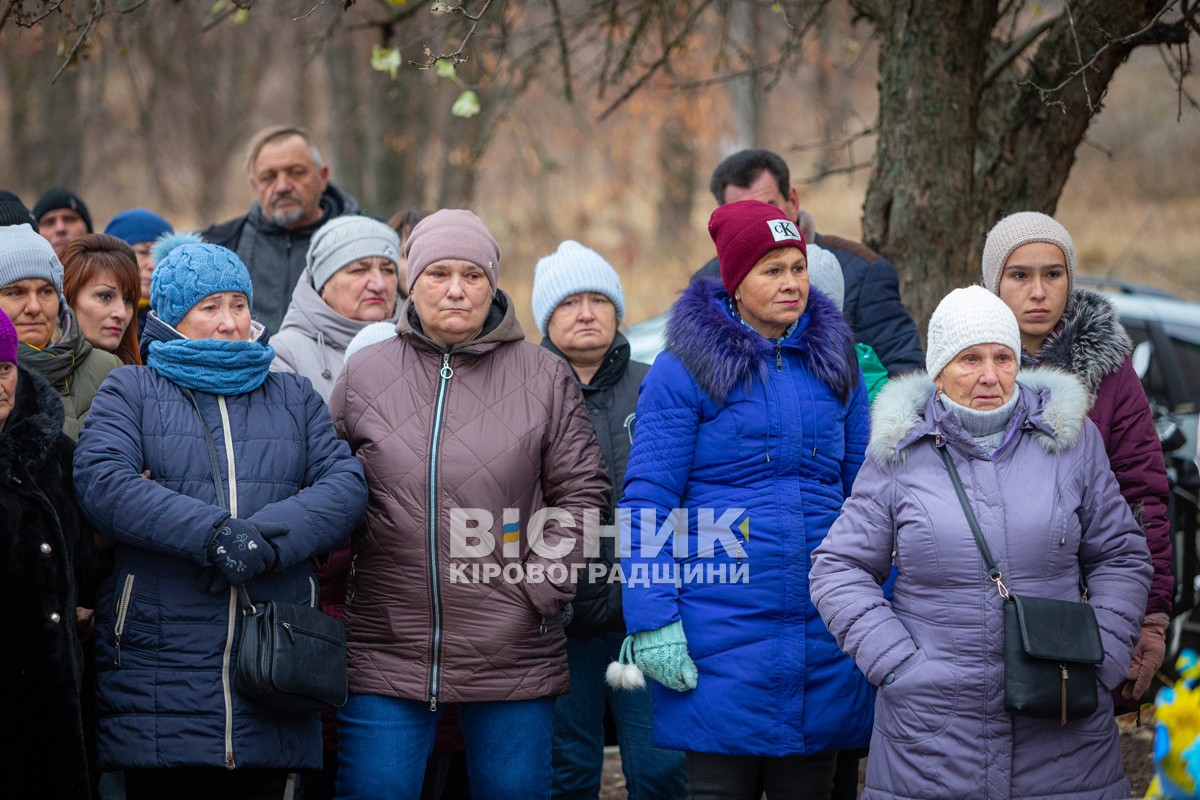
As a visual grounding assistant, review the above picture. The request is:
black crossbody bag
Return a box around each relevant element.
[939,445,1103,725]
[187,390,348,714]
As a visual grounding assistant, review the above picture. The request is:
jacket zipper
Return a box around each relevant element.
[427,352,454,711]
[217,395,239,769]
[113,573,136,667]
[775,341,783,373]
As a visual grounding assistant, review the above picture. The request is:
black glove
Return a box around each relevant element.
[206,518,279,587]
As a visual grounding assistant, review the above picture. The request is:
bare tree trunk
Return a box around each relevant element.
[856,0,999,329]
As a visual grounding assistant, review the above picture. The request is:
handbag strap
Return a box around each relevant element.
[184,388,254,611]
[937,443,1010,599]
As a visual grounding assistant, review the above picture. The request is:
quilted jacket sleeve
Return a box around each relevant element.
[811,455,919,686]
[243,378,368,570]
[1097,357,1172,616]
[1074,419,1154,689]
[619,355,704,635]
[516,360,610,617]
[73,369,228,564]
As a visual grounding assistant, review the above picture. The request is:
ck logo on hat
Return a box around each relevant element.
[767,219,802,243]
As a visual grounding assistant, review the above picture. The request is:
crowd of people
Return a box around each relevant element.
[0,128,1173,800]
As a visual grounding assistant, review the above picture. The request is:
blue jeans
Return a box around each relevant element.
[336,693,554,800]
[552,632,686,799]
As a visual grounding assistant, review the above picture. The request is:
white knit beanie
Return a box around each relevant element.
[926,286,1022,378]
[805,244,844,312]
[531,240,626,335]
[981,212,1075,295]
[307,216,400,293]
[344,320,397,363]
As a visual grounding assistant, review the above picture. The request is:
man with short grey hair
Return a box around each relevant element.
[202,125,360,333]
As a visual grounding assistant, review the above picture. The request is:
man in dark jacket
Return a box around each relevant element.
[201,125,359,333]
[699,149,924,375]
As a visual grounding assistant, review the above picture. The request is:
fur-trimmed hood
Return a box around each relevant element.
[869,366,1090,464]
[1026,288,1131,395]
[664,276,859,404]
[0,364,67,481]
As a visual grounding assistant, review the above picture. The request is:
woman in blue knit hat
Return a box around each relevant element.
[72,236,368,800]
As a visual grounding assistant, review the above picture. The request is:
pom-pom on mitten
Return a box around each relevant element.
[619,620,699,692]
[607,634,647,690]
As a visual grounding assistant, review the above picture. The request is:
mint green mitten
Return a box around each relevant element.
[629,620,699,691]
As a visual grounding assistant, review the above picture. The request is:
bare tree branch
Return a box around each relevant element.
[983,14,1059,87]
[52,0,101,83]
[410,0,495,68]
[549,0,572,102]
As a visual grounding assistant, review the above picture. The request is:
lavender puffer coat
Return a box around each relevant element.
[811,368,1151,800]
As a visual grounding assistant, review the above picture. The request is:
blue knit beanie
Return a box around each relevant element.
[105,208,174,246]
[531,240,626,335]
[151,237,254,327]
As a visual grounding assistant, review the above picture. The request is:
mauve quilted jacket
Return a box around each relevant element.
[330,293,610,704]
[811,369,1151,800]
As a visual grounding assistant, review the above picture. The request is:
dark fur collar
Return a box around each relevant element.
[665,277,859,404]
[1025,288,1131,395]
[0,365,67,479]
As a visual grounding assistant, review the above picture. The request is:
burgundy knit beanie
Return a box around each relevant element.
[708,200,806,296]
[0,309,17,364]
[404,209,500,295]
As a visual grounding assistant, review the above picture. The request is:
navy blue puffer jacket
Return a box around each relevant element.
[73,349,367,770]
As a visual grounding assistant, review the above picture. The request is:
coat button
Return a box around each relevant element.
[884,672,896,684]
[50,612,61,623]
[39,543,52,554]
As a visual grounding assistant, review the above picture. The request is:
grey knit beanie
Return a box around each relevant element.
[307,216,400,293]
[404,209,500,295]
[981,212,1075,295]
[926,286,1022,379]
[805,244,844,313]
[0,223,64,292]
[531,240,626,335]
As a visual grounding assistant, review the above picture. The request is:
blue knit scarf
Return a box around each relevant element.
[148,337,275,395]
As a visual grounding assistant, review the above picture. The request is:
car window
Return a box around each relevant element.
[1123,320,1173,409]
[1164,322,1200,412]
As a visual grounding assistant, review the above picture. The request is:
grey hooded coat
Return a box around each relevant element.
[811,368,1151,800]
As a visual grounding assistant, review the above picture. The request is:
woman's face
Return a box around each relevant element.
[0,279,59,348]
[997,242,1069,356]
[410,260,492,349]
[132,242,155,298]
[0,361,16,430]
[175,292,252,341]
[936,343,1018,410]
[546,292,618,366]
[72,269,134,354]
[734,247,808,339]
[321,257,398,322]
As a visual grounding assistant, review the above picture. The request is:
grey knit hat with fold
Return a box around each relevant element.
[307,216,401,293]
[981,212,1076,296]
[531,240,626,335]
[0,223,64,292]
[925,286,1022,379]
[404,209,500,295]
[805,243,844,312]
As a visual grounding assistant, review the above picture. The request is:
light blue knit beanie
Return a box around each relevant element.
[531,240,626,335]
[0,223,63,292]
[805,243,844,312]
[151,235,254,327]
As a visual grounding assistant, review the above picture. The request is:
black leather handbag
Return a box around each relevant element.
[234,588,348,714]
[187,389,348,715]
[939,446,1103,725]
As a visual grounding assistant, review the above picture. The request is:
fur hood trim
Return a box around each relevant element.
[0,365,66,480]
[1027,288,1131,394]
[869,366,1089,464]
[664,277,859,404]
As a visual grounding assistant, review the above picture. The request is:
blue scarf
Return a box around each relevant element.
[148,337,275,395]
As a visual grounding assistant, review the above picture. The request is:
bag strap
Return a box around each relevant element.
[937,443,1010,599]
[183,388,254,611]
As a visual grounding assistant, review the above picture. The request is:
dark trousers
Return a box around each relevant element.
[685,750,837,800]
[125,768,293,800]
[830,749,865,800]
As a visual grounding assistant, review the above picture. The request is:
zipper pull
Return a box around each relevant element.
[430,695,438,712]
[283,622,296,644]
[114,633,122,667]
[1060,665,1068,726]
[440,353,454,380]
[775,343,783,372]
[539,615,548,635]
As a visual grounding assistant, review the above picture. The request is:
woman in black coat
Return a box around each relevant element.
[0,308,103,799]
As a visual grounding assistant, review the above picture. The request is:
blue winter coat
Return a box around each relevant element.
[810,370,1151,799]
[620,277,872,756]
[73,320,367,771]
